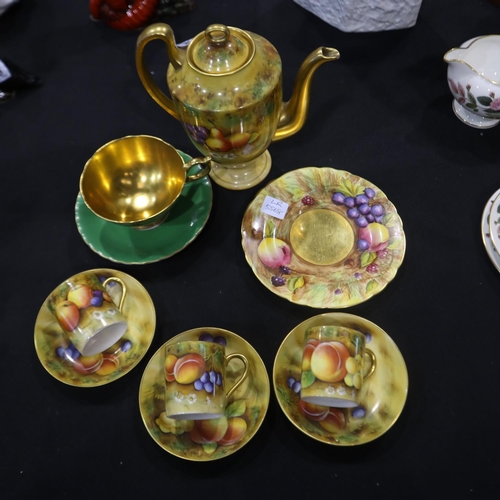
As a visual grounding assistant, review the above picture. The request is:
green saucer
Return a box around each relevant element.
[75,152,213,265]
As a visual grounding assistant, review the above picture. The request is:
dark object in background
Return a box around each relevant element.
[89,0,195,31]
[0,58,41,104]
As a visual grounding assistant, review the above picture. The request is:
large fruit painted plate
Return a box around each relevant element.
[139,327,270,461]
[273,312,408,446]
[241,167,405,308]
[34,269,155,387]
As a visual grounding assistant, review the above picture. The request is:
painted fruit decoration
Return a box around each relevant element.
[256,219,305,292]
[50,275,131,377]
[51,278,112,334]
[285,376,367,434]
[185,123,259,155]
[164,334,227,396]
[156,400,248,453]
[54,339,132,376]
[301,340,364,390]
[255,182,397,300]
[156,333,250,455]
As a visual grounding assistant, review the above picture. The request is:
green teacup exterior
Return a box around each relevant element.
[301,326,375,408]
[164,341,248,420]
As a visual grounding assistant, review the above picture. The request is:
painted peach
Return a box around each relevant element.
[73,353,103,374]
[95,354,120,375]
[298,399,329,421]
[218,417,247,446]
[189,416,229,443]
[358,222,389,252]
[67,284,93,309]
[164,354,178,382]
[257,237,292,268]
[310,341,350,383]
[206,128,231,152]
[173,353,206,385]
[302,339,320,371]
[226,132,251,149]
[188,424,206,444]
[318,408,346,432]
[55,300,80,332]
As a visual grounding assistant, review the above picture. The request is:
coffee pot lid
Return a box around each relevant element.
[190,24,255,74]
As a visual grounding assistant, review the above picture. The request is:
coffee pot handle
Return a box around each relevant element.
[136,23,181,120]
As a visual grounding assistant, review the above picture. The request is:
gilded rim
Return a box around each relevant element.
[444,35,500,86]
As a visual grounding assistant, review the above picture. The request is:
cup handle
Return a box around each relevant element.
[183,156,212,182]
[225,353,249,399]
[363,349,376,380]
[102,277,127,311]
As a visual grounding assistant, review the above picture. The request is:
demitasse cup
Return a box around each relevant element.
[48,272,128,357]
[79,135,211,230]
[164,341,249,420]
[300,325,375,408]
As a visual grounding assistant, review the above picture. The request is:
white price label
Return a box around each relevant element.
[260,196,289,220]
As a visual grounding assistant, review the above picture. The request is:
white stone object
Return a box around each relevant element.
[294,0,422,32]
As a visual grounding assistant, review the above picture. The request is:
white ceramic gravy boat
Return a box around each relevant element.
[444,35,500,128]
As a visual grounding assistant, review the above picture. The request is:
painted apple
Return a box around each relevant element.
[189,416,229,444]
[218,417,247,446]
[73,353,103,374]
[164,354,178,382]
[298,400,330,421]
[257,237,292,268]
[173,353,206,385]
[310,341,350,383]
[318,408,346,432]
[55,300,80,332]
[95,354,120,376]
[205,128,231,152]
[358,222,389,252]
[67,284,94,309]
[226,132,251,149]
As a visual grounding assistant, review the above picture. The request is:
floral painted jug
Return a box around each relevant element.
[444,35,500,128]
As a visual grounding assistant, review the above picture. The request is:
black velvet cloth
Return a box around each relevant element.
[1,1,499,498]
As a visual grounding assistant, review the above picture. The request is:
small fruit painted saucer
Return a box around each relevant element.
[273,312,408,446]
[241,167,405,309]
[481,188,500,272]
[75,151,213,265]
[139,327,270,461]
[34,269,155,387]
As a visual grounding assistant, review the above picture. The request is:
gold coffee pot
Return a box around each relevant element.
[136,23,340,190]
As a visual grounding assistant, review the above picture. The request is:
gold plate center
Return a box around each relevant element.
[289,209,354,266]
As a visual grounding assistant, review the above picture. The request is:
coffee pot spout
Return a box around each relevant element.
[274,46,340,141]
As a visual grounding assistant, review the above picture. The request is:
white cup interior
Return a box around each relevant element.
[168,412,224,421]
[301,396,358,408]
[80,322,127,357]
